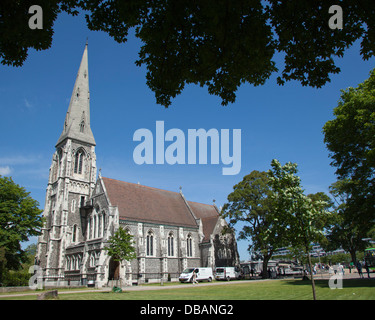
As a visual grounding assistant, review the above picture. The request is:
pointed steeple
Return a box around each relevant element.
[56,42,96,147]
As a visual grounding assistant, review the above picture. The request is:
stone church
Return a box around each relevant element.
[35,44,239,288]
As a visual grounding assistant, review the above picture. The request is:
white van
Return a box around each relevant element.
[215,267,241,281]
[179,267,213,283]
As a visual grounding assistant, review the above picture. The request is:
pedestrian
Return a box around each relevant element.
[192,269,198,284]
[328,265,333,275]
[356,261,364,279]
[365,263,371,279]
[339,263,344,276]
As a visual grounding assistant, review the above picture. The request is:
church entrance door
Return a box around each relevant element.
[108,259,120,280]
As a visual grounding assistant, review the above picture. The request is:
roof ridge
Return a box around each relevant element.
[102,176,181,195]
[179,191,198,221]
[102,177,217,211]
[187,199,215,207]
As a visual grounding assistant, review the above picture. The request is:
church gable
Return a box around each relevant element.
[92,176,105,198]
[187,201,219,243]
[212,217,239,267]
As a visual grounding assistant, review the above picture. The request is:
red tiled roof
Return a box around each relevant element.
[187,201,220,242]
[187,201,219,219]
[102,177,198,228]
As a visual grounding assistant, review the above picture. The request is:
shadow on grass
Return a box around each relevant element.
[283,278,375,289]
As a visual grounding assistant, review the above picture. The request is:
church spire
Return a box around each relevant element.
[56,42,96,147]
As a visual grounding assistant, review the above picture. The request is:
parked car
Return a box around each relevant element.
[179,267,213,283]
[215,267,241,281]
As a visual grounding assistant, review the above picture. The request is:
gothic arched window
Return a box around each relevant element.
[71,256,76,270]
[101,211,106,237]
[146,230,154,256]
[187,234,193,257]
[98,213,102,238]
[168,232,174,257]
[80,120,85,133]
[89,252,96,267]
[72,224,78,243]
[87,217,91,240]
[93,215,97,238]
[74,150,84,174]
[57,148,63,168]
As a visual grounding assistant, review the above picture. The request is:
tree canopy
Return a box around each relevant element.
[325,179,371,264]
[267,159,332,300]
[323,67,375,259]
[323,68,375,224]
[221,160,332,286]
[221,170,288,278]
[1,0,374,107]
[267,160,332,253]
[0,176,43,276]
[103,227,136,262]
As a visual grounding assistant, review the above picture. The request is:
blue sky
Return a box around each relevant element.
[1,12,374,260]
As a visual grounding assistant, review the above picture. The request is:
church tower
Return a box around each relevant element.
[36,43,97,283]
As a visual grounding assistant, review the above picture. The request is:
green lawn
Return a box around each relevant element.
[1,279,374,300]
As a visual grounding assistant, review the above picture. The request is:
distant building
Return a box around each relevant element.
[35,44,239,288]
[273,244,346,258]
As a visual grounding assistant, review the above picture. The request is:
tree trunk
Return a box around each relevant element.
[307,252,316,300]
[262,255,270,279]
[349,248,357,265]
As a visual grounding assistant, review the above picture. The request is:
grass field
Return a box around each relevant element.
[1,279,374,300]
